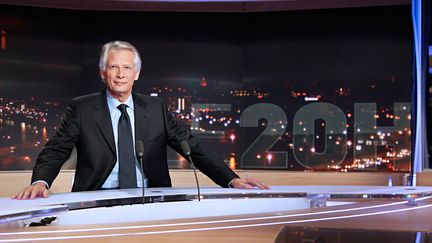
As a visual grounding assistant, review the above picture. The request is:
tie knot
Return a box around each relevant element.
[117,104,128,114]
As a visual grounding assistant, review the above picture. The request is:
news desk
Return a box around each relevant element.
[1,186,432,242]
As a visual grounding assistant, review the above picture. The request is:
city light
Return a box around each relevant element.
[0,75,412,172]
[229,134,235,143]
[266,154,273,163]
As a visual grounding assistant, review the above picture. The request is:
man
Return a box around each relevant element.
[14,40,268,200]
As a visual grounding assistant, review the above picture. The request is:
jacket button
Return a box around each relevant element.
[111,159,116,164]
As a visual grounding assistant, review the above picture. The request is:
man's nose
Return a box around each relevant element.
[116,68,125,78]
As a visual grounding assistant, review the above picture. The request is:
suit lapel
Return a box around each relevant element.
[93,91,116,156]
[133,93,151,143]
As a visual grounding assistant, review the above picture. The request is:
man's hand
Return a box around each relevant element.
[12,182,49,200]
[230,177,270,190]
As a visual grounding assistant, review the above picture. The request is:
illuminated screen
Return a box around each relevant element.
[0,5,412,172]
[428,45,432,168]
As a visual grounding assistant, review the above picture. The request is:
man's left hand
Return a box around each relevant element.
[230,177,270,190]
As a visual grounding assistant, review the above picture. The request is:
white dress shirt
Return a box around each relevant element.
[102,91,147,189]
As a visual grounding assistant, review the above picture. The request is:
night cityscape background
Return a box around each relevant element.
[0,5,413,172]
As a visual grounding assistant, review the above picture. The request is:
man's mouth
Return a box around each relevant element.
[114,81,127,85]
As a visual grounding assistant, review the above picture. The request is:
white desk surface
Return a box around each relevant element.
[1,186,432,218]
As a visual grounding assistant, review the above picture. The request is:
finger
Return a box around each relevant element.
[240,183,253,189]
[12,191,22,200]
[18,191,26,200]
[245,178,259,187]
[233,179,253,189]
[256,182,270,190]
[245,179,269,190]
[21,188,32,200]
[30,187,40,199]
[41,189,49,198]
[252,180,270,189]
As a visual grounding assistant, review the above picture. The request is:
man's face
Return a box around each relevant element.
[100,49,140,100]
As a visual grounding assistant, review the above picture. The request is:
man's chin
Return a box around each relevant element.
[108,89,131,98]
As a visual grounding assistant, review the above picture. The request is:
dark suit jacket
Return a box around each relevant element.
[31,91,239,191]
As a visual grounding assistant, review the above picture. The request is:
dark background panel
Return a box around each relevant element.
[0,4,413,172]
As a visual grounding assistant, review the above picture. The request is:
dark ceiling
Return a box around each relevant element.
[0,0,410,12]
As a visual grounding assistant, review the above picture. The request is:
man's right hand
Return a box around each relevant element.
[12,182,49,200]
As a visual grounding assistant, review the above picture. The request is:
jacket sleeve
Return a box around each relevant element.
[31,99,80,188]
[160,99,239,187]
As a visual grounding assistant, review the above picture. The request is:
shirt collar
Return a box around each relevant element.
[106,90,134,113]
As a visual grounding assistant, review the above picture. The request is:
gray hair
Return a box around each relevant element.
[99,40,142,72]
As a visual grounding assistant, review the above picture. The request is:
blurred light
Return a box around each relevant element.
[1,30,6,50]
[304,97,319,101]
[229,157,236,170]
[230,134,235,143]
[266,154,273,163]
[200,76,207,87]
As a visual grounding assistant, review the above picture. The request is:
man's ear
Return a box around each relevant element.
[100,71,106,81]
[134,71,140,81]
